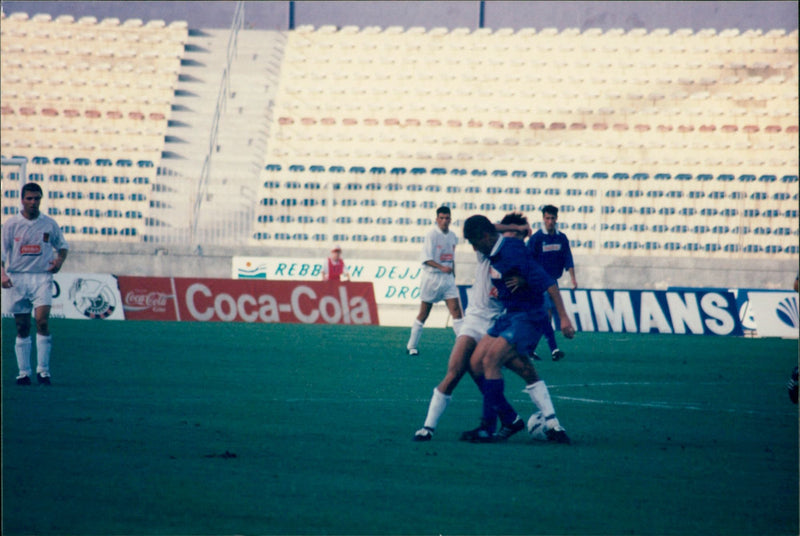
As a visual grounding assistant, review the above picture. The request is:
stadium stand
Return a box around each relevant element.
[1,13,797,259]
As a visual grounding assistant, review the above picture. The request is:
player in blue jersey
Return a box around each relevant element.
[462,214,575,443]
[527,205,577,361]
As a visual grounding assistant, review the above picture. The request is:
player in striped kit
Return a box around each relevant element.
[1,183,69,385]
[406,206,463,355]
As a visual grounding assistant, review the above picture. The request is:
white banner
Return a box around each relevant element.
[746,291,799,338]
[2,273,125,320]
[232,257,423,305]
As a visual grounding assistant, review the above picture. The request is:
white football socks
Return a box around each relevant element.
[423,387,452,430]
[36,334,52,376]
[407,319,424,350]
[524,380,561,429]
[15,336,32,378]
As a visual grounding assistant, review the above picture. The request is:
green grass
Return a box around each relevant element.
[2,318,798,535]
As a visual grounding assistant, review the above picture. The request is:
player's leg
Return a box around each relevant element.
[407,301,433,355]
[542,292,564,360]
[506,323,570,443]
[444,297,464,336]
[33,305,53,384]
[14,312,33,384]
[10,277,34,384]
[413,334,478,441]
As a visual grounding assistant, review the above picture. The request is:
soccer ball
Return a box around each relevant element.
[527,411,548,441]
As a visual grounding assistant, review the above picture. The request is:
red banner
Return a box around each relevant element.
[117,277,379,325]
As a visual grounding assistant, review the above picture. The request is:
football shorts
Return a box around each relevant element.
[418,271,459,304]
[459,309,500,342]
[487,310,549,356]
[4,272,54,314]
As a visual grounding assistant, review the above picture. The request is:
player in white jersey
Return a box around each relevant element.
[406,206,463,355]
[1,183,69,385]
[413,214,562,442]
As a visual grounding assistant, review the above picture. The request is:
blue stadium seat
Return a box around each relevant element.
[743,244,763,253]
[619,206,635,214]
[253,232,271,240]
[785,246,799,254]
[644,242,661,250]
[701,208,718,216]
[684,243,701,252]
[602,241,620,249]
[732,226,751,235]
[652,225,669,232]
[665,242,681,251]
[717,174,735,182]
[601,206,615,214]
[312,233,326,241]
[712,225,729,234]
[764,245,782,254]
[391,236,409,243]
[670,225,688,233]
[654,173,671,181]
[578,205,594,214]
[622,241,639,250]
[255,214,272,223]
[704,244,720,252]
[723,244,739,253]
[370,235,387,243]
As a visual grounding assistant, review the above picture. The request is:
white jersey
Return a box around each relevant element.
[421,226,457,273]
[1,213,68,273]
[466,251,504,318]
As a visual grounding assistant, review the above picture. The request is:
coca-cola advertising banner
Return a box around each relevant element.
[118,276,380,325]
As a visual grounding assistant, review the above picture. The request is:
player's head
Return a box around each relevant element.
[500,211,530,239]
[330,245,342,259]
[463,214,497,254]
[542,204,558,233]
[436,205,451,232]
[20,182,43,219]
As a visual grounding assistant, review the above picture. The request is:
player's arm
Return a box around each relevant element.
[1,260,10,288]
[48,248,68,273]
[546,283,575,338]
[495,222,531,238]
[1,228,12,288]
[563,238,577,289]
[423,259,452,274]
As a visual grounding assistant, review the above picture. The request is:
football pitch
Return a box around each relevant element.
[2,318,798,536]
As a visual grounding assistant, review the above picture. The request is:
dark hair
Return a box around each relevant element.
[463,214,495,241]
[542,204,558,217]
[436,205,451,216]
[500,211,528,226]
[21,183,43,196]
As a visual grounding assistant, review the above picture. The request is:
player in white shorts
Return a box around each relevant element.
[413,214,560,441]
[406,206,463,355]
[2,183,69,385]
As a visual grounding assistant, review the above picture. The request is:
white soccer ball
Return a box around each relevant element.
[527,411,549,441]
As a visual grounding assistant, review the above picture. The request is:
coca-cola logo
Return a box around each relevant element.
[123,290,174,312]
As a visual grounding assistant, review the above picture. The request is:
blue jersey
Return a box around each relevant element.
[528,229,574,280]
[488,236,556,313]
